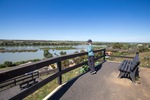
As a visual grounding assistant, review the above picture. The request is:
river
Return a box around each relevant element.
[0,45,106,64]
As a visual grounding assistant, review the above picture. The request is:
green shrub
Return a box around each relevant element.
[60,51,66,55]
[32,59,40,62]
[0,64,6,68]
[80,65,89,73]
[44,50,53,58]
[4,61,13,67]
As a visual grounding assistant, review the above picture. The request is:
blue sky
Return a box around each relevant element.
[0,0,150,42]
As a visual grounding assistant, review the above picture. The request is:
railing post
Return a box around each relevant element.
[103,49,106,62]
[57,61,62,85]
[14,79,17,86]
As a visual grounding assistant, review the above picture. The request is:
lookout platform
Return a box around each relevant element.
[0,48,150,100]
[48,62,150,100]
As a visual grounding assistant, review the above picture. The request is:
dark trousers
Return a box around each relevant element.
[88,56,95,72]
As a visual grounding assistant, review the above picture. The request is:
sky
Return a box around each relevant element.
[0,0,150,42]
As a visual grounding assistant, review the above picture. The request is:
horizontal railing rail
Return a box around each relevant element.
[107,55,134,59]
[0,49,106,100]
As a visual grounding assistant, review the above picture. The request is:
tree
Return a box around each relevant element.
[43,50,53,58]
[60,51,66,55]
[112,42,123,49]
[74,51,79,54]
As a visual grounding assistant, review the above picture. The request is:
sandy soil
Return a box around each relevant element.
[109,67,150,100]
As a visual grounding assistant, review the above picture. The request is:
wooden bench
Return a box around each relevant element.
[19,71,39,90]
[118,53,140,83]
[0,71,39,91]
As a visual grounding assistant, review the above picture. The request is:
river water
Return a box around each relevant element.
[0,45,86,64]
[0,45,106,64]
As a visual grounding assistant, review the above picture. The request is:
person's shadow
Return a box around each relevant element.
[95,61,104,72]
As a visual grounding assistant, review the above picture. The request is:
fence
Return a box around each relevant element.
[0,49,106,100]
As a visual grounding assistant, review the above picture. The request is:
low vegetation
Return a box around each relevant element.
[0,59,40,69]
[107,51,150,68]
[43,50,53,58]
[139,51,150,68]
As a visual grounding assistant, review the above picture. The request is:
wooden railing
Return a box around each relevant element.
[0,49,106,100]
[107,55,134,59]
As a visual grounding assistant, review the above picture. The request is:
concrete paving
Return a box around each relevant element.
[49,62,150,100]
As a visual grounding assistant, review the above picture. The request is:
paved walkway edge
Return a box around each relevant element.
[43,83,66,100]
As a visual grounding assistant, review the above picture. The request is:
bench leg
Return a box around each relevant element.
[118,71,124,78]
[130,68,138,83]
[135,67,139,78]
[130,73,135,83]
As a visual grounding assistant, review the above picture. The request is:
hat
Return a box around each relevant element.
[87,39,92,43]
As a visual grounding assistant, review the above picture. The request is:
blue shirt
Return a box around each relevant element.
[87,44,94,56]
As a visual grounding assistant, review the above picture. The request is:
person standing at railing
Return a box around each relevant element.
[87,39,96,75]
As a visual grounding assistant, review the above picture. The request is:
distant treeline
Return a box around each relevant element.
[0,40,109,46]
[0,49,37,53]
[0,40,80,46]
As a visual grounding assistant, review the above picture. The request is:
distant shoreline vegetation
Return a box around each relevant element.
[0,40,82,46]
[0,49,38,53]
[0,59,40,69]
[0,39,107,46]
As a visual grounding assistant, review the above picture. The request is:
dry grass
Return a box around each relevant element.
[139,51,150,68]
[107,51,150,68]
[24,79,58,100]
[62,68,80,83]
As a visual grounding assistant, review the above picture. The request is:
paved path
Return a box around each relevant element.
[49,62,150,100]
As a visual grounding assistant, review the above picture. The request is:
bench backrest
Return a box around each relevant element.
[131,54,139,70]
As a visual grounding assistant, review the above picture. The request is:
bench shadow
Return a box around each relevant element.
[48,62,105,100]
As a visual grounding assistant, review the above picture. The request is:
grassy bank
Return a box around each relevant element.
[0,59,40,69]
[139,51,150,68]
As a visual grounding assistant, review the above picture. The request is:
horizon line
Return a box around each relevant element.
[0,39,150,43]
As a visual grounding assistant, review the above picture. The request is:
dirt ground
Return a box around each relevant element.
[109,67,150,100]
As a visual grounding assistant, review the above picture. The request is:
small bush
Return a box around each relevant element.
[4,61,13,67]
[0,64,6,68]
[32,59,40,62]
[80,65,89,73]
